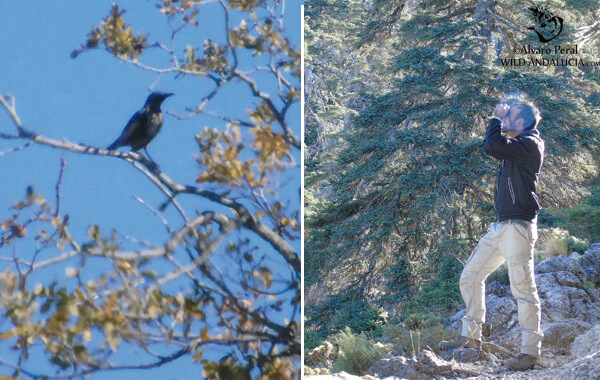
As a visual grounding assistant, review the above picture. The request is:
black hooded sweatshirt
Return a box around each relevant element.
[484,117,545,223]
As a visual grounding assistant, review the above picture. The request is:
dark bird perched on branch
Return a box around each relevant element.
[107,92,173,158]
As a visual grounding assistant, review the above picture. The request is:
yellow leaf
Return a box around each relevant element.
[115,260,132,272]
[148,304,159,317]
[229,162,243,179]
[52,216,62,228]
[65,267,78,278]
[201,326,209,341]
[190,310,206,320]
[88,225,100,241]
[0,220,10,231]
[197,172,211,183]
[13,201,27,210]
[224,146,238,160]
[232,126,241,141]
[75,287,86,300]
[176,293,185,307]
[258,267,273,289]
[107,334,120,351]
[250,113,263,124]
[0,329,15,340]
[193,349,204,363]
[33,284,43,295]
[84,329,92,342]
[244,169,255,183]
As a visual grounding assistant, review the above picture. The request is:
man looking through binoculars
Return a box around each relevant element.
[440,100,544,371]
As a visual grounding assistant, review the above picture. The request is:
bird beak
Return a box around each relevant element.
[165,93,174,98]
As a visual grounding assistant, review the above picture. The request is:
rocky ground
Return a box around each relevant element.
[305,243,600,380]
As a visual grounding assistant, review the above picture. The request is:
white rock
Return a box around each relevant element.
[571,324,600,357]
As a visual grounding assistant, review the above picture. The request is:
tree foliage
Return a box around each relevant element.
[305,0,600,338]
[0,1,300,378]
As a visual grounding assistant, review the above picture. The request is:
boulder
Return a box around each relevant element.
[448,309,465,333]
[368,355,419,380]
[307,341,337,368]
[578,243,600,286]
[553,270,585,288]
[537,273,593,322]
[439,347,489,363]
[486,280,511,297]
[571,324,600,358]
[570,252,582,260]
[554,352,600,380]
[368,350,454,380]
[535,255,586,281]
[532,255,600,324]
[484,294,518,335]
[542,321,591,354]
[415,350,453,376]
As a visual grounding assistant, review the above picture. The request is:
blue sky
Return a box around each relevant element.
[0,1,301,378]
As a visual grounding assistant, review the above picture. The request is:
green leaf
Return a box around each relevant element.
[141,270,158,279]
[87,225,100,242]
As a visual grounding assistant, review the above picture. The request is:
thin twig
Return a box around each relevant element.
[133,195,173,233]
[233,69,300,148]
[189,109,255,127]
[0,141,33,157]
[55,158,67,217]
[0,95,23,130]
[168,75,233,120]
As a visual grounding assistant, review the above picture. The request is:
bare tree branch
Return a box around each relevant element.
[234,69,301,149]
[0,98,299,271]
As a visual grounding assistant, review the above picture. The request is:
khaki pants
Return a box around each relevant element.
[459,220,543,356]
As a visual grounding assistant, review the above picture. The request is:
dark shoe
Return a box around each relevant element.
[439,336,481,350]
[504,353,540,371]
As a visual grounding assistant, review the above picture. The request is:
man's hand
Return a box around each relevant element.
[493,103,510,119]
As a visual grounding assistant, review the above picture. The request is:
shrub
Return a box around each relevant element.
[565,236,589,253]
[304,329,325,353]
[561,200,600,243]
[330,327,389,375]
[330,302,385,335]
[540,229,569,257]
[538,227,586,257]
[541,181,600,243]
[414,255,463,312]
[303,367,330,375]
[487,263,509,285]
[306,289,385,338]
[380,317,447,357]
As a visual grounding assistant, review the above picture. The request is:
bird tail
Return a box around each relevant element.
[107,140,121,150]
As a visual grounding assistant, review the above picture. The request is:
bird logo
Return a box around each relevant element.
[528,5,563,43]
[107,92,173,159]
